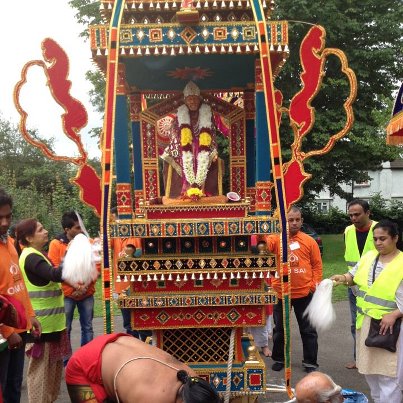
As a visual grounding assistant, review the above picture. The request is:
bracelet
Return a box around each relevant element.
[342,274,348,285]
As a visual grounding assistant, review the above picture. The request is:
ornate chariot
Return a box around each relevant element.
[14,0,357,400]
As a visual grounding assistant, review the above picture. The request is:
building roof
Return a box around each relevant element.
[390,158,403,169]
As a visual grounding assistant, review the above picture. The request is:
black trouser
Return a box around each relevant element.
[0,332,27,403]
[272,293,318,368]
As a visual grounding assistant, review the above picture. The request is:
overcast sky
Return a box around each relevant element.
[0,1,102,159]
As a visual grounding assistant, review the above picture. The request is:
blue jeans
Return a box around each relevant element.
[348,287,357,360]
[0,332,27,403]
[272,294,318,368]
[121,308,152,341]
[65,295,94,346]
[121,308,140,338]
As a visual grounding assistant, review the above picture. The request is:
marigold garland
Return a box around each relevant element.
[199,132,212,147]
[180,127,192,147]
[177,103,213,199]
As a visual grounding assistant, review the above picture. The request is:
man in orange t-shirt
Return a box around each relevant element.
[0,188,41,403]
[48,211,97,348]
[264,206,322,373]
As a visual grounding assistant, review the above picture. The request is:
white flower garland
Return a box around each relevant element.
[177,103,212,129]
[182,150,195,184]
[178,103,213,188]
[195,150,210,185]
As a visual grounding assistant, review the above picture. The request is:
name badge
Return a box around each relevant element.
[289,241,300,251]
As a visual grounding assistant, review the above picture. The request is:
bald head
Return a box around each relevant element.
[295,372,343,403]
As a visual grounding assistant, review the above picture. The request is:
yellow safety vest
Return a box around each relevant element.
[20,247,65,334]
[344,221,377,269]
[354,250,403,329]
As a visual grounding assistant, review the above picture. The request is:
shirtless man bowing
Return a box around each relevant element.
[66,333,221,403]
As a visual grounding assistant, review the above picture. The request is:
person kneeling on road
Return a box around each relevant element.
[66,333,222,403]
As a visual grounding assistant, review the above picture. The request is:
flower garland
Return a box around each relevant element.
[178,103,213,199]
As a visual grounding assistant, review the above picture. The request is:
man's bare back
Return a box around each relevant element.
[102,336,195,403]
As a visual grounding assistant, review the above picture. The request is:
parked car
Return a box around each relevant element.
[301,223,323,255]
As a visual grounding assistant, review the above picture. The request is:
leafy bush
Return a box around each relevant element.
[301,193,403,234]
[301,205,349,234]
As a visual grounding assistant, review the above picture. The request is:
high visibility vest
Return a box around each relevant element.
[20,247,65,334]
[354,250,403,329]
[344,221,377,269]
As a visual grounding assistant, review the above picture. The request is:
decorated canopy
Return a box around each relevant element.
[90,0,289,92]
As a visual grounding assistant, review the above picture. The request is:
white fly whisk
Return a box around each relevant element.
[62,233,99,287]
[303,279,336,332]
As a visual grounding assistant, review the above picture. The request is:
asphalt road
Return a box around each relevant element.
[20,300,371,402]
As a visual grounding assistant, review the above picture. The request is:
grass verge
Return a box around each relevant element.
[321,233,348,301]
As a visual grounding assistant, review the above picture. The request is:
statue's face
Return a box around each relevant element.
[185,95,201,111]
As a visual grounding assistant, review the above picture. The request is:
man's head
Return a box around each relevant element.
[176,370,222,403]
[183,81,202,112]
[257,240,267,254]
[0,188,13,237]
[124,244,136,257]
[295,372,343,403]
[61,211,82,241]
[347,199,370,229]
[288,206,303,236]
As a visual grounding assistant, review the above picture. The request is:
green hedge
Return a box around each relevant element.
[300,193,403,235]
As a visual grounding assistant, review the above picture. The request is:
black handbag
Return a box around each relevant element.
[365,317,402,352]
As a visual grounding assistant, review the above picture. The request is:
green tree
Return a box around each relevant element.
[68,0,103,37]
[0,117,73,194]
[0,117,100,238]
[273,0,402,200]
[69,0,105,133]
